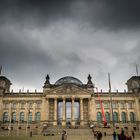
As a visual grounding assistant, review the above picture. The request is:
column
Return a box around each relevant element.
[33,102,36,122]
[88,98,91,121]
[62,98,66,126]
[80,98,84,126]
[8,102,12,135]
[126,102,129,122]
[25,102,28,122]
[135,97,140,130]
[41,98,47,122]
[118,102,121,122]
[0,97,3,122]
[17,102,20,122]
[53,98,57,125]
[46,99,49,121]
[90,97,96,122]
[71,98,75,126]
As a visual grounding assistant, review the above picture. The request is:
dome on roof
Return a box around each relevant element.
[55,76,83,86]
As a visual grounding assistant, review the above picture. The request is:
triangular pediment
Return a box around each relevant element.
[45,84,92,95]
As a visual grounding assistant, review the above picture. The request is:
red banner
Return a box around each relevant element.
[96,88,107,126]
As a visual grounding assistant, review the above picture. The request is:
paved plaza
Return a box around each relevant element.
[0,135,140,140]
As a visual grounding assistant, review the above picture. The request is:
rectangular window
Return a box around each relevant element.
[128,102,133,109]
[96,102,101,109]
[21,103,25,109]
[120,102,126,109]
[104,103,109,109]
[112,102,118,109]
[3,103,9,109]
[12,103,16,109]
[36,101,42,109]
[29,103,33,109]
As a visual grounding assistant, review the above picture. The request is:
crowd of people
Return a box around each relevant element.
[112,129,135,140]
[92,128,135,140]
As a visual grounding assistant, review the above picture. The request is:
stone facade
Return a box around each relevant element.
[0,74,140,130]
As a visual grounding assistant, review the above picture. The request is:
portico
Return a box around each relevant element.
[47,96,89,126]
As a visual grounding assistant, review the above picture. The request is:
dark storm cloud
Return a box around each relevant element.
[0,0,140,91]
[0,0,140,30]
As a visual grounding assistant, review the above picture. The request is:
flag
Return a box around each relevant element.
[96,87,107,127]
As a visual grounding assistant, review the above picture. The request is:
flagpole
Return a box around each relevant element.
[0,65,2,75]
[108,73,115,128]
[136,65,139,76]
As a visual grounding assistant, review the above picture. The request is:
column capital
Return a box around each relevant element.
[71,97,75,101]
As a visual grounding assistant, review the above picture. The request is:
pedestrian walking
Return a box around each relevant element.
[97,131,102,140]
[131,130,135,139]
[61,130,67,140]
[126,132,132,140]
[112,131,117,140]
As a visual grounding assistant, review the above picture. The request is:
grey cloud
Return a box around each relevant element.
[0,0,140,30]
[0,0,140,91]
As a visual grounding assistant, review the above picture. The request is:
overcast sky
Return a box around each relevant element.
[0,0,140,92]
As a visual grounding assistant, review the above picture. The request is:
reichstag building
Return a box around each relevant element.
[0,74,140,130]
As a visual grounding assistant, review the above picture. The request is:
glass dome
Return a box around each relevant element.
[55,76,83,86]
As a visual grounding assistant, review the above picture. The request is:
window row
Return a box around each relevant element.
[3,102,42,109]
[96,112,136,123]
[3,112,41,123]
[96,102,134,109]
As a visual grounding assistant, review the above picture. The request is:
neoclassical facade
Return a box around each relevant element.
[0,74,140,129]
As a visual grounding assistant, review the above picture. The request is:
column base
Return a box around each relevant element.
[80,120,84,126]
[62,121,66,126]
[53,121,57,126]
[71,120,75,126]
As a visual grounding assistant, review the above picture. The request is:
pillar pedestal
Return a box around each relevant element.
[62,121,66,126]
[80,120,84,126]
[53,121,57,126]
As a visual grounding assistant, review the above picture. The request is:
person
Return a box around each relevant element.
[61,130,67,140]
[126,132,132,140]
[112,131,117,140]
[118,130,126,140]
[131,131,135,139]
[30,131,32,137]
[97,131,102,140]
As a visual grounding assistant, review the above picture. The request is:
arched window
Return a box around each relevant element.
[97,112,102,122]
[105,112,110,122]
[121,112,126,123]
[35,112,41,122]
[130,112,136,123]
[28,112,32,123]
[113,112,118,123]
[3,112,9,123]
[12,112,16,123]
[20,112,25,123]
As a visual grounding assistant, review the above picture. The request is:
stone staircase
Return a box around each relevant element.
[42,126,94,140]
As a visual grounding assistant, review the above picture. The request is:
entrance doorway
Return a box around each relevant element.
[57,100,80,126]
